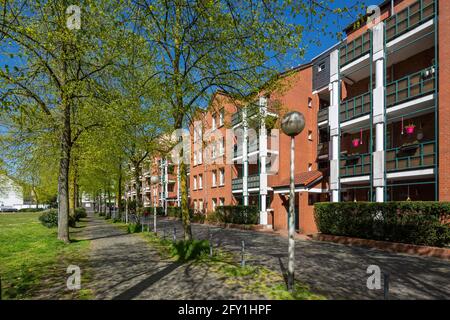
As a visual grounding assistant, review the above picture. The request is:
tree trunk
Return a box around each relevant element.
[134,163,143,215]
[72,161,78,210]
[179,161,192,240]
[117,164,123,215]
[58,101,71,243]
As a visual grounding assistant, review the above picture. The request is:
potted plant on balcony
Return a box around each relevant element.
[405,123,416,135]
[352,138,360,147]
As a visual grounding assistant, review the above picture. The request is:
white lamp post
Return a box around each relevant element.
[281,111,305,292]
[151,175,159,233]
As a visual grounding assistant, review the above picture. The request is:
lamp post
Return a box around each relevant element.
[281,111,305,292]
[151,175,159,233]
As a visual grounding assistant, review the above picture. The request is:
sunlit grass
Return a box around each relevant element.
[0,212,92,299]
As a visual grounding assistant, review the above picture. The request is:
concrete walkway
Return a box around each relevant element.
[77,214,263,300]
[156,218,450,300]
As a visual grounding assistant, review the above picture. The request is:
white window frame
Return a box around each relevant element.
[193,176,197,190]
[212,113,217,130]
[198,174,203,189]
[199,199,204,211]
[219,169,224,186]
[212,198,217,211]
[212,170,217,187]
[219,109,224,127]
[219,197,224,206]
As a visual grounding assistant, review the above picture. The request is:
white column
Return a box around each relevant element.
[259,96,268,225]
[242,108,249,205]
[329,49,340,202]
[164,158,168,215]
[176,160,181,207]
[372,23,386,202]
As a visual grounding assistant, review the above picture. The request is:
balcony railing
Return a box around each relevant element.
[233,139,260,157]
[317,142,329,158]
[386,140,435,172]
[340,153,371,177]
[232,174,260,190]
[318,107,329,123]
[340,92,371,122]
[385,0,435,42]
[339,30,371,67]
[231,111,242,126]
[386,66,436,107]
[232,177,243,190]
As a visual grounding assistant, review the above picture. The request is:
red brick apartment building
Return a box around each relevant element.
[128,0,448,235]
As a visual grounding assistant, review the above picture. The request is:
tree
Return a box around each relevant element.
[131,0,364,240]
[0,0,133,242]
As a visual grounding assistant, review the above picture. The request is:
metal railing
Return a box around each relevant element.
[232,174,260,190]
[385,0,435,42]
[317,142,329,157]
[232,177,243,190]
[231,111,242,126]
[339,30,371,67]
[386,66,436,107]
[318,107,329,123]
[340,153,371,177]
[386,140,435,172]
[340,91,371,122]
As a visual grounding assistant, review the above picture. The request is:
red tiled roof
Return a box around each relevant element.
[272,170,323,189]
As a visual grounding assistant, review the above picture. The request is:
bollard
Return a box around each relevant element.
[209,232,213,257]
[173,227,176,242]
[163,229,166,240]
[384,273,390,300]
[241,240,245,267]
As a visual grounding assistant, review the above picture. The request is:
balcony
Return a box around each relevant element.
[386,140,435,172]
[386,66,436,107]
[340,153,371,177]
[339,30,371,68]
[231,111,242,126]
[317,142,329,159]
[232,174,260,191]
[340,92,371,122]
[385,0,435,43]
[233,140,260,158]
[318,107,329,123]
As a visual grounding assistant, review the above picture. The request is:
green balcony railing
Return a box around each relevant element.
[340,91,371,122]
[318,107,329,123]
[339,30,371,67]
[232,174,260,190]
[340,153,371,177]
[385,0,435,42]
[231,111,242,126]
[386,66,436,107]
[317,142,329,158]
[233,139,259,158]
[386,140,435,172]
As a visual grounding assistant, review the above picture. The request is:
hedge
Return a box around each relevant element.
[314,202,450,247]
[39,209,76,228]
[214,205,259,225]
[18,208,45,212]
[143,207,164,216]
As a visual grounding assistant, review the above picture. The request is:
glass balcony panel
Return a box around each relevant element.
[386,141,435,171]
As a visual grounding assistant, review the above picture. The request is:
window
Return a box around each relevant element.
[308,130,313,141]
[198,174,203,189]
[308,163,312,172]
[219,109,224,126]
[212,198,217,211]
[199,199,204,211]
[219,138,224,156]
[212,170,217,187]
[308,97,312,108]
[193,152,197,166]
[212,144,216,159]
[194,200,198,210]
[219,169,224,186]
[193,176,197,190]
[212,113,217,130]
[318,62,326,73]
[219,197,225,206]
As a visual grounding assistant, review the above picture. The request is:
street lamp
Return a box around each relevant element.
[151,175,160,233]
[281,111,305,292]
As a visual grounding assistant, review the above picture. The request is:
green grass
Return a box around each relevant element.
[0,212,92,299]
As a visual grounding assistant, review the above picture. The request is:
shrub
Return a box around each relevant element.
[126,199,137,215]
[18,208,45,212]
[39,209,76,228]
[170,240,210,261]
[127,223,142,234]
[73,208,87,221]
[214,206,259,225]
[314,202,450,247]
[143,207,164,216]
[167,206,181,218]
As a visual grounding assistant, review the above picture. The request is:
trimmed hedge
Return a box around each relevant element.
[18,208,45,212]
[39,209,76,228]
[143,207,164,216]
[214,206,259,225]
[314,202,450,247]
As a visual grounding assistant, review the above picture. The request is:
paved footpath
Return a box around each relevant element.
[156,218,450,300]
[77,213,264,300]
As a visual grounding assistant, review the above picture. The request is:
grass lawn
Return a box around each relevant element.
[0,212,92,299]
